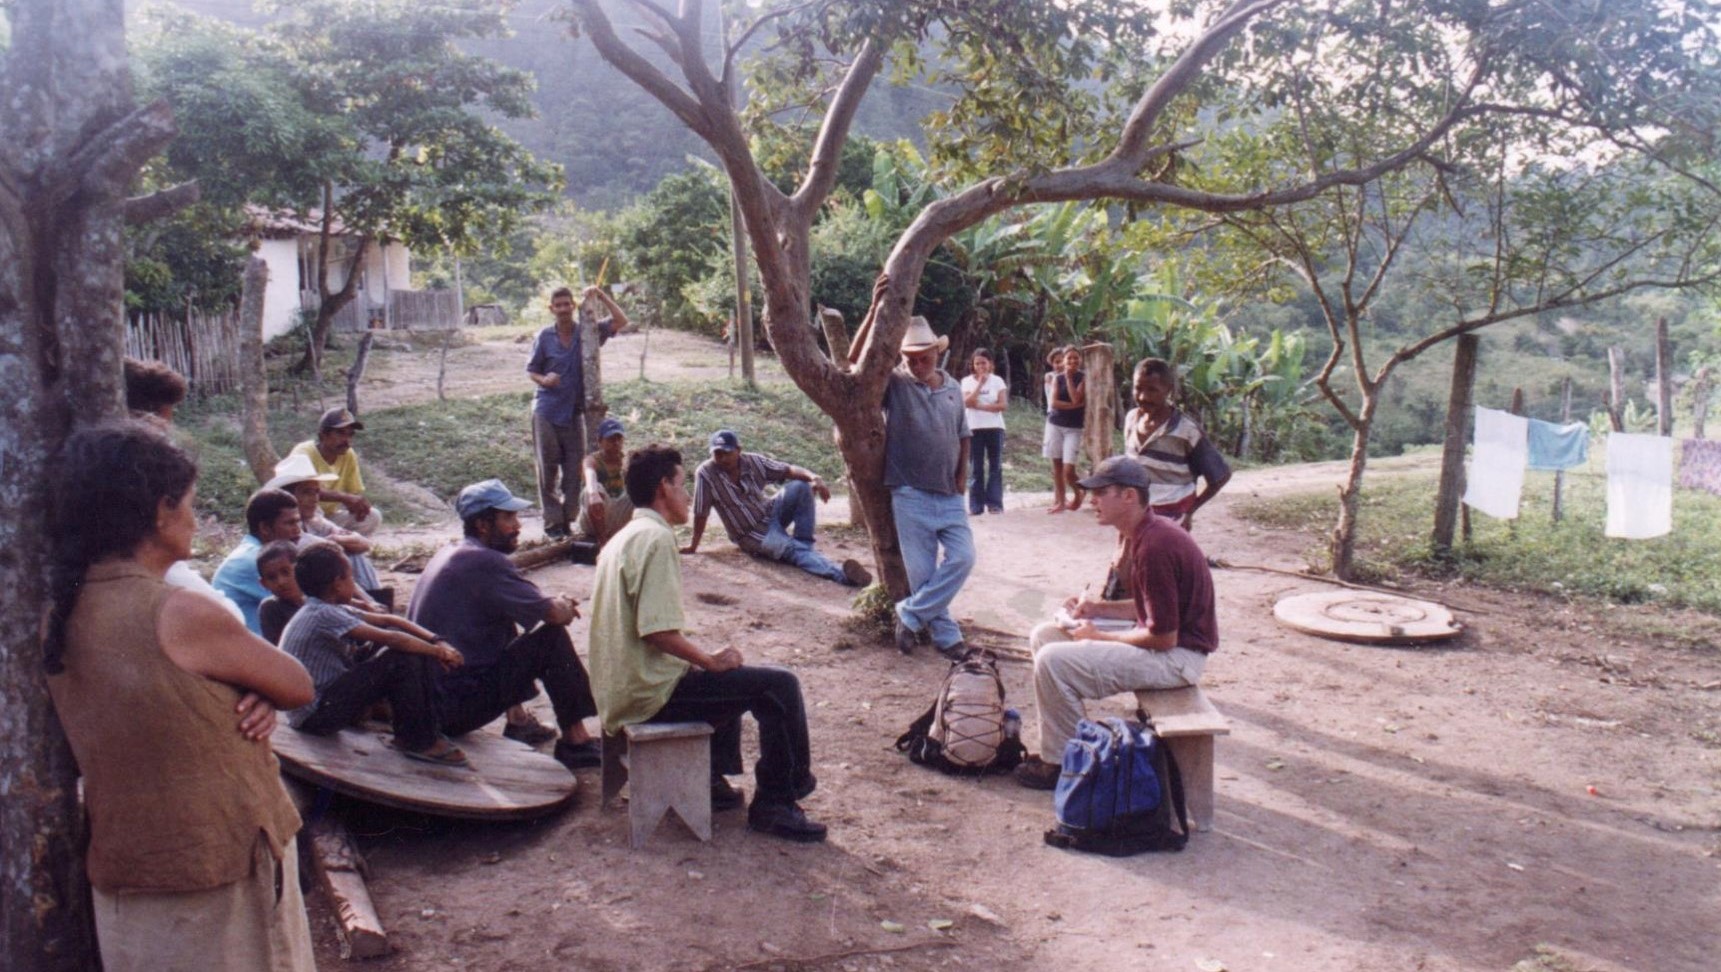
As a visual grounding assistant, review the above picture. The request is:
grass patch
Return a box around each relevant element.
[1233,460,1721,615]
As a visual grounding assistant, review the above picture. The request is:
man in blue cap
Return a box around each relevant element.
[407,479,603,770]
[684,429,872,587]
[576,415,633,550]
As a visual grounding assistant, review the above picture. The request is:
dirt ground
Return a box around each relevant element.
[298,333,1720,972]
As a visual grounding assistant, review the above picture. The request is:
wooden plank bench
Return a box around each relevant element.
[600,722,714,848]
[1135,685,1229,832]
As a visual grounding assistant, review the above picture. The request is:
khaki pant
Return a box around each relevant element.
[93,833,315,972]
[576,492,634,547]
[533,411,587,533]
[1027,621,1206,758]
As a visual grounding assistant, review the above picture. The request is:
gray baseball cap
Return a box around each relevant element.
[1076,456,1151,492]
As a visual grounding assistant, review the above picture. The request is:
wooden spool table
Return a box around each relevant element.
[1273,590,1461,645]
[271,723,578,822]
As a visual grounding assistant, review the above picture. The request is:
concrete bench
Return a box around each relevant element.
[1134,685,1229,832]
[600,722,713,849]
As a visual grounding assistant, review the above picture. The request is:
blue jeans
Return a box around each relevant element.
[968,428,1004,513]
[890,485,975,649]
[759,481,850,584]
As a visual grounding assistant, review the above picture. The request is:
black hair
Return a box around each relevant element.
[124,357,189,416]
[462,509,501,539]
[549,285,574,302]
[1134,357,1175,384]
[244,488,298,538]
[624,444,684,507]
[293,541,350,599]
[45,420,199,674]
[256,539,300,573]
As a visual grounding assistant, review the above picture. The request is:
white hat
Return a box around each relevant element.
[899,316,949,354]
[266,453,338,491]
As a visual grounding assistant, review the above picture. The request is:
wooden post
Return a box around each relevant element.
[1079,343,1116,472]
[1656,317,1672,436]
[1506,387,1524,538]
[819,305,852,368]
[1692,366,1713,439]
[239,254,280,483]
[1607,346,1627,431]
[345,331,374,417]
[1430,333,1481,555]
[436,329,452,402]
[1552,376,1572,524]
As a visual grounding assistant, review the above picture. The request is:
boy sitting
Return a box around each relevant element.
[279,542,469,766]
[256,540,305,645]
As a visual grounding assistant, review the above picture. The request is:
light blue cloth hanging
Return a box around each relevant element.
[1526,420,1589,471]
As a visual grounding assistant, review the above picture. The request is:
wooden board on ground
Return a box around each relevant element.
[1273,589,1462,645]
[272,723,577,821]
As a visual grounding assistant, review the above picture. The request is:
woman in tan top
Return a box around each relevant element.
[44,420,318,972]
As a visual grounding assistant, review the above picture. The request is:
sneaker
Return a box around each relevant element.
[987,507,1004,515]
[841,558,873,587]
[503,719,559,746]
[711,778,746,812]
[1014,755,1061,791]
[747,801,828,843]
[552,738,602,772]
[935,639,969,661]
[893,616,918,655]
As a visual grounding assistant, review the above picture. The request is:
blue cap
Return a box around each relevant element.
[454,478,533,520]
[596,416,625,440]
[708,429,741,453]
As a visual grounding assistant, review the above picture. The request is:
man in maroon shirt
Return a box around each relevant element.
[1015,457,1219,790]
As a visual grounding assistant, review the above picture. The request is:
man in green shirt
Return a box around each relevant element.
[588,444,825,843]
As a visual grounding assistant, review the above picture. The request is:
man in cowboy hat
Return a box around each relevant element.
[289,407,380,535]
[882,316,974,659]
[267,453,388,604]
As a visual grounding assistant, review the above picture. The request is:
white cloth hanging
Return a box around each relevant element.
[1463,407,1528,520]
[1605,433,1672,539]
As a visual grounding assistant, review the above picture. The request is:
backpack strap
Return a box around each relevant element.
[894,702,938,753]
[1159,738,1191,848]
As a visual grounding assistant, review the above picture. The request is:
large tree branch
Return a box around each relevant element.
[123,181,200,225]
[1112,0,1290,166]
[791,39,885,215]
[572,0,715,142]
[66,99,178,198]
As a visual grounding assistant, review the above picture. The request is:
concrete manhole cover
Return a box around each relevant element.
[1272,590,1462,644]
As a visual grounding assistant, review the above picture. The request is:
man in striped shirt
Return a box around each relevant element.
[683,429,872,587]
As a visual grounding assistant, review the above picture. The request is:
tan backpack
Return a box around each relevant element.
[895,649,1025,774]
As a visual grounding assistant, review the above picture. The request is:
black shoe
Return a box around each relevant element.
[553,739,602,772]
[1014,755,1060,791]
[841,558,873,587]
[936,639,969,661]
[503,719,559,746]
[545,525,570,540]
[711,778,746,812]
[893,616,918,655]
[747,801,827,843]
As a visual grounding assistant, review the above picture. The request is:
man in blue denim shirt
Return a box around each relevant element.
[526,285,629,538]
[882,316,973,659]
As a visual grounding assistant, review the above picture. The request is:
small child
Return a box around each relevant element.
[256,540,305,646]
[279,541,469,766]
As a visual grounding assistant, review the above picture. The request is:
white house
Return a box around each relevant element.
[245,208,446,341]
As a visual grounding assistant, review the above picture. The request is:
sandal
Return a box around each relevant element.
[399,737,470,769]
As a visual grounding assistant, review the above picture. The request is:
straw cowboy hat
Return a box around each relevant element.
[899,316,948,354]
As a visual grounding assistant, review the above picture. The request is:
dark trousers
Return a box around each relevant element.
[297,650,441,752]
[968,427,1005,513]
[439,625,598,737]
[647,665,815,806]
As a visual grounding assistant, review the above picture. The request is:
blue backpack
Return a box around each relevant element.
[1044,713,1189,855]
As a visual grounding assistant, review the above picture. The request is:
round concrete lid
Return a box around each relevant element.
[1273,589,1462,645]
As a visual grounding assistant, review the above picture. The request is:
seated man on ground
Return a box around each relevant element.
[290,407,380,536]
[257,541,306,645]
[575,416,634,550]
[1014,456,1220,790]
[268,453,389,606]
[282,542,469,766]
[214,487,303,635]
[684,429,871,588]
[407,479,602,771]
[590,444,827,842]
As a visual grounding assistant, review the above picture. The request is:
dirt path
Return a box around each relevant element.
[306,336,1718,972]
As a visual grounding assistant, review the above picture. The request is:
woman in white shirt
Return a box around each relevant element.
[961,348,1009,514]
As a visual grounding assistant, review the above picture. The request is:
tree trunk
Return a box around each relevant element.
[1079,343,1116,471]
[238,254,279,482]
[1655,317,1672,437]
[1329,409,1375,581]
[345,331,374,416]
[1430,333,1481,556]
[2,3,177,967]
[830,408,905,598]
[293,191,367,376]
[1607,346,1627,431]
